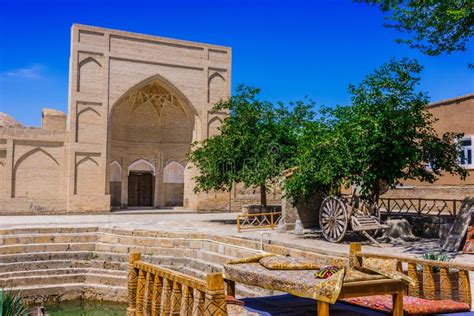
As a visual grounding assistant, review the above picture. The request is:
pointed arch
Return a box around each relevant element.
[163,161,185,184]
[78,106,101,117]
[208,71,225,82]
[110,73,198,118]
[76,106,102,143]
[110,160,122,182]
[128,158,155,175]
[75,156,100,195]
[207,116,223,137]
[14,147,59,171]
[77,156,99,167]
[79,56,102,68]
[78,56,102,93]
[208,72,226,104]
[13,147,61,198]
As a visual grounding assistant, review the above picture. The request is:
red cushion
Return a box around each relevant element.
[342,295,470,315]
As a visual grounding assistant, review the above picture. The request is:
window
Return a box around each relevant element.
[460,137,473,168]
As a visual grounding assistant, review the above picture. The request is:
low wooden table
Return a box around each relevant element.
[224,267,405,316]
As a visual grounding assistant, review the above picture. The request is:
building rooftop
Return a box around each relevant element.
[427,93,474,109]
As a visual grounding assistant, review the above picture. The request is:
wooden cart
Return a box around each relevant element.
[319,195,389,243]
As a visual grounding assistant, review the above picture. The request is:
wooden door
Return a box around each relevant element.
[128,172,154,207]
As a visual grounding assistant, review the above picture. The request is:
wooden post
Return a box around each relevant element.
[349,242,362,268]
[127,252,141,316]
[204,273,227,315]
[392,290,403,316]
[193,290,205,315]
[422,265,435,300]
[161,278,172,315]
[145,272,154,314]
[407,262,419,297]
[180,285,194,316]
[151,275,163,316]
[171,281,183,315]
[135,269,146,316]
[458,270,472,305]
[439,267,452,300]
[237,216,241,232]
[317,301,330,316]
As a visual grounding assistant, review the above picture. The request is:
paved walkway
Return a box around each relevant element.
[0,210,471,264]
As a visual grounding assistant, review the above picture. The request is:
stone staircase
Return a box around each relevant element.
[1,226,322,304]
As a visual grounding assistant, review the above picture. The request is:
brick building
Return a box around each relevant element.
[0,24,242,214]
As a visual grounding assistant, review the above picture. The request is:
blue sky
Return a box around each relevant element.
[0,0,473,127]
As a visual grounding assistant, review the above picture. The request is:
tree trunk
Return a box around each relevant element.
[260,184,267,208]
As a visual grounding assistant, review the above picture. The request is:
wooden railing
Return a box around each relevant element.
[378,198,463,217]
[349,243,473,308]
[237,211,282,232]
[127,252,228,316]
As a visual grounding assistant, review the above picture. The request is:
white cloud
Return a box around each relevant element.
[0,64,45,80]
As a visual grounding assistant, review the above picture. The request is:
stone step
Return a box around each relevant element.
[0,267,127,279]
[11,283,127,305]
[0,259,128,273]
[0,242,95,255]
[0,232,97,245]
[0,227,99,236]
[0,272,126,288]
[0,251,94,263]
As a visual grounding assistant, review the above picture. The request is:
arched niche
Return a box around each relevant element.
[109,160,122,207]
[163,161,185,207]
[75,156,100,195]
[110,161,122,182]
[13,148,60,198]
[208,72,226,104]
[78,57,102,94]
[208,116,223,137]
[76,106,101,143]
[163,161,185,184]
[128,159,155,175]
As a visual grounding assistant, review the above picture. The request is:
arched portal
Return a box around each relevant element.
[108,77,194,208]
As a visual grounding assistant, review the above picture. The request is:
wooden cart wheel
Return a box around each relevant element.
[319,196,349,242]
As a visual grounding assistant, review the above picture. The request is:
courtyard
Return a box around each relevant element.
[1,0,473,315]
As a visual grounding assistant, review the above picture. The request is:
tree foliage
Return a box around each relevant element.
[187,85,313,206]
[357,0,473,60]
[285,58,467,203]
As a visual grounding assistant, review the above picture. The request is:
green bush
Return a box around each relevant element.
[1,289,27,316]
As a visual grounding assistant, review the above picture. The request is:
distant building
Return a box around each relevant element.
[385,94,474,200]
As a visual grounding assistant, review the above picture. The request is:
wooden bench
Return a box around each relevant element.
[348,243,473,313]
[126,252,228,316]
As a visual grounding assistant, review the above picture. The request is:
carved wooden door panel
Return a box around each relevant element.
[128,172,153,207]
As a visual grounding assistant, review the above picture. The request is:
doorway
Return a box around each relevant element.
[128,172,154,207]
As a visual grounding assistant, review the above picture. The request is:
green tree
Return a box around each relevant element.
[285,58,467,204]
[188,85,313,207]
[357,0,473,61]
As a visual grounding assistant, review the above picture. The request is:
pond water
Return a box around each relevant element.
[43,300,127,316]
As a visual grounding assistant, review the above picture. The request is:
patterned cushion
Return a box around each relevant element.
[362,257,398,273]
[342,295,470,315]
[259,256,321,270]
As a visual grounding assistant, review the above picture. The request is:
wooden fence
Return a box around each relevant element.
[127,253,227,316]
[378,198,463,217]
[350,243,473,307]
[236,211,282,232]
